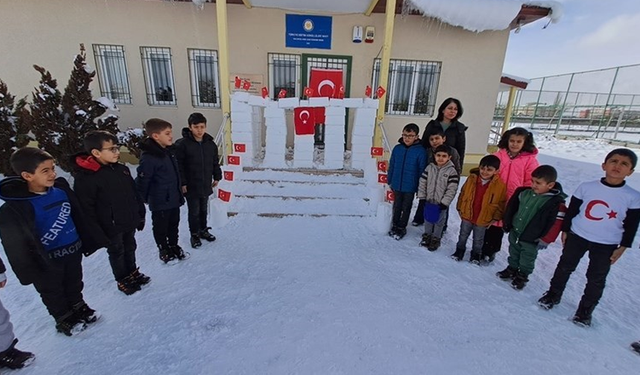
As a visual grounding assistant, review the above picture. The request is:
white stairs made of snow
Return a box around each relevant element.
[228,167,371,218]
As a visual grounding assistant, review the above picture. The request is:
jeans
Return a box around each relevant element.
[106,231,138,281]
[456,219,487,257]
[151,207,180,248]
[186,196,209,235]
[392,191,415,229]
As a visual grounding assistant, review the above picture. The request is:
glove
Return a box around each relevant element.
[537,241,549,251]
[438,203,447,210]
[137,219,145,231]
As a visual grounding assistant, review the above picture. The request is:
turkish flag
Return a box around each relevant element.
[294,107,316,135]
[377,160,387,172]
[234,143,246,153]
[376,86,386,99]
[242,80,251,91]
[386,190,395,202]
[313,107,325,125]
[234,76,241,89]
[365,85,372,98]
[371,147,383,157]
[338,85,345,99]
[218,189,232,202]
[303,87,314,98]
[309,68,343,98]
[378,173,388,184]
[278,89,287,98]
[227,155,240,165]
[223,170,234,181]
[261,87,268,99]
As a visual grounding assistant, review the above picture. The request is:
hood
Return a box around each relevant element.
[549,181,567,198]
[0,177,38,201]
[139,137,170,157]
[70,152,102,174]
[181,127,214,142]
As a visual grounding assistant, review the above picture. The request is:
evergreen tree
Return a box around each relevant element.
[0,80,33,175]
[118,127,146,160]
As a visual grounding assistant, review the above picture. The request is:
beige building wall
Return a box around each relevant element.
[1,0,508,160]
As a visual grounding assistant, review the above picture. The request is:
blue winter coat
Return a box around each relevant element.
[388,138,427,193]
[135,138,185,212]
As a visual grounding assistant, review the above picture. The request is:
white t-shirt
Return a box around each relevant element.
[570,180,640,245]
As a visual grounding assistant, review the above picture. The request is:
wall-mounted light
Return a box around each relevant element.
[353,26,363,43]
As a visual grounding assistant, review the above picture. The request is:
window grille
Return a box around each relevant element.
[140,47,176,105]
[268,53,300,100]
[372,59,441,116]
[92,44,132,104]
[188,49,220,108]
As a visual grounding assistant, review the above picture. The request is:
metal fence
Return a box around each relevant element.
[494,64,640,141]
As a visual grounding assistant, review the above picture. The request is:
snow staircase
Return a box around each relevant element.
[228,167,373,217]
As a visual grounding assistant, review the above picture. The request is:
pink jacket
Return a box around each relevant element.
[493,147,540,200]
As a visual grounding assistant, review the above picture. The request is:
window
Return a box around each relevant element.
[268,53,300,100]
[140,47,176,105]
[92,44,131,104]
[188,49,220,108]
[372,59,441,116]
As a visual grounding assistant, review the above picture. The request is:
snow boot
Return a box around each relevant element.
[117,275,141,296]
[393,227,407,240]
[199,228,216,242]
[537,290,562,310]
[130,268,151,286]
[388,226,398,238]
[0,339,35,369]
[451,248,465,261]
[630,341,640,354]
[72,302,99,324]
[158,245,176,264]
[55,310,87,336]
[427,236,441,252]
[170,244,188,260]
[496,266,517,280]
[420,234,432,248]
[190,234,202,249]
[511,271,529,290]
[469,252,482,265]
[572,304,594,327]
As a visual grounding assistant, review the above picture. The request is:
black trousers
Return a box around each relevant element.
[31,252,84,321]
[392,191,415,229]
[151,207,180,248]
[412,199,426,225]
[107,231,138,281]
[548,232,617,313]
[482,225,505,257]
[186,196,208,235]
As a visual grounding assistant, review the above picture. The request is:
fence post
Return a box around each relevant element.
[595,67,620,139]
[554,73,574,135]
[613,108,625,140]
[531,77,546,129]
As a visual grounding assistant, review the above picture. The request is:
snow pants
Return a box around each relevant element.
[31,252,84,321]
[0,298,15,352]
[107,231,137,282]
[507,231,539,276]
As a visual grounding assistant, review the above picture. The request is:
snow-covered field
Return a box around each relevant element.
[2,137,640,374]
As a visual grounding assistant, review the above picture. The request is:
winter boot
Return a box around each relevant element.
[420,234,432,248]
[55,310,87,336]
[427,236,441,252]
[170,244,187,260]
[0,339,35,369]
[393,227,407,240]
[537,290,562,310]
[388,226,398,237]
[158,245,176,264]
[631,341,640,354]
[117,275,141,296]
[572,304,594,327]
[72,302,99,324]
[496,266,517,280]
[451,248,465,261]
[199,228,216,242]
[190,234,202,249]
[130,268,151,286]
[468,252,482,265]
[511,271,529,290]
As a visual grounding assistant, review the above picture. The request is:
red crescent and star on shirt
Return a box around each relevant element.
[584,200,618,221]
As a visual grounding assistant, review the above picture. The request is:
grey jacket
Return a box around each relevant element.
[417,160,460,207]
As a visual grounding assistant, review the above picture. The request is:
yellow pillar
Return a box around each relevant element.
[216,0,233,155]
[373,0,396,148]
[501,86,517,135]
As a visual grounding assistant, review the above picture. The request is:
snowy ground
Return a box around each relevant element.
[2,137,640,374]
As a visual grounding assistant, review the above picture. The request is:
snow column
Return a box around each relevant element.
[230,92,254,166]
[350,98,378,170]
[322,98,348,169]
[263,97,295,168]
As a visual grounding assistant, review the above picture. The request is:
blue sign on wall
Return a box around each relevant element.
[285,14,332,50]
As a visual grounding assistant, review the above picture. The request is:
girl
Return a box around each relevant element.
[482,127,539,262]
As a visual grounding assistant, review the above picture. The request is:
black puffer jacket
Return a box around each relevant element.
[174,128,222,198]
[0,177,108,285]
[72,154,145,239]
[422,119,468,166]
[135,138,184,212]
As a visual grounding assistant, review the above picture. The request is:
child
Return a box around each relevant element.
[412,127,462,226]
[388,123,427,240]
[175,113,222,249]
[417,145,460,251]
[496,165,566,290]
[135,118,186,263]
[453,155,507,263]
[537,149,640,327]
[482,127,539,263]
[0,260,35,369]
[73,131,149,295]
[0,148,103,336]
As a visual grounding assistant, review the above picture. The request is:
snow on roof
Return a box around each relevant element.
[502,73,531,84]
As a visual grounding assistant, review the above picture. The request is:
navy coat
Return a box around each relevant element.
[135,138,184,212]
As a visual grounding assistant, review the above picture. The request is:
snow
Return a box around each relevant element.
[83,63,95,75]
[96,97,118,111]
[2,137,640,374]
[502,72,531,84]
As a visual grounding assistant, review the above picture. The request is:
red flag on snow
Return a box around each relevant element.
[223,170,234,181]
[371,147,383,157]
[377,160,388,172]
[234,143,246,153]
[227,155,240,165]
[386,190,395,202]
[294,107,316,135]
[218,189,232,202]
[378,173,388,184]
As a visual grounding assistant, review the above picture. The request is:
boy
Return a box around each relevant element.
[453,155,506,263]
[387,123,427,240]
[412,128,461,226]
[175,113,222,249]
[136,119,186,264]
[0,148,103,336]
[73,131,149,295]
[537,149,640,326]
[417,145,460,251]
[497,165,566,290]
[0,259,35,369]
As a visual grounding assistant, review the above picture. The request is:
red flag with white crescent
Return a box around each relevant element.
[309,68,343,98]
[386,190,395,202]
[377,160,388,172]
[365,85,372,98]
[376,86,386,99]
[227,155,240,165]
[242,80,251,91]
[261,87,269,99]
[218,189,232,202]
[278,89,287,98]
[233,143,246,153]
[371,147,383,157]
[378,173,388,184]
[294,107,316,135]
[223,170,234,181]
[234,76,241,89]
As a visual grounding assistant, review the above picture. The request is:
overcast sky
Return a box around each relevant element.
[503,0,640,79]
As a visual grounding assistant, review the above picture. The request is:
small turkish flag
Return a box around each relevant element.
[218,189,232,202]
[234,143,246,153]
[386,190,395,202]
[261,87,268,99]
[376,86,386,99]
[278,89,287,98]
[378,173,388,184]
[304,87,314,98]
[365,85,372,98]
[371,147,383,157]
[223,170,234,181]
[242,80,251,91]
[234,76,241,89]
[338,85,345,99]
[377,160,387,172]
[227,155,240,165]
[294,107,316,135]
